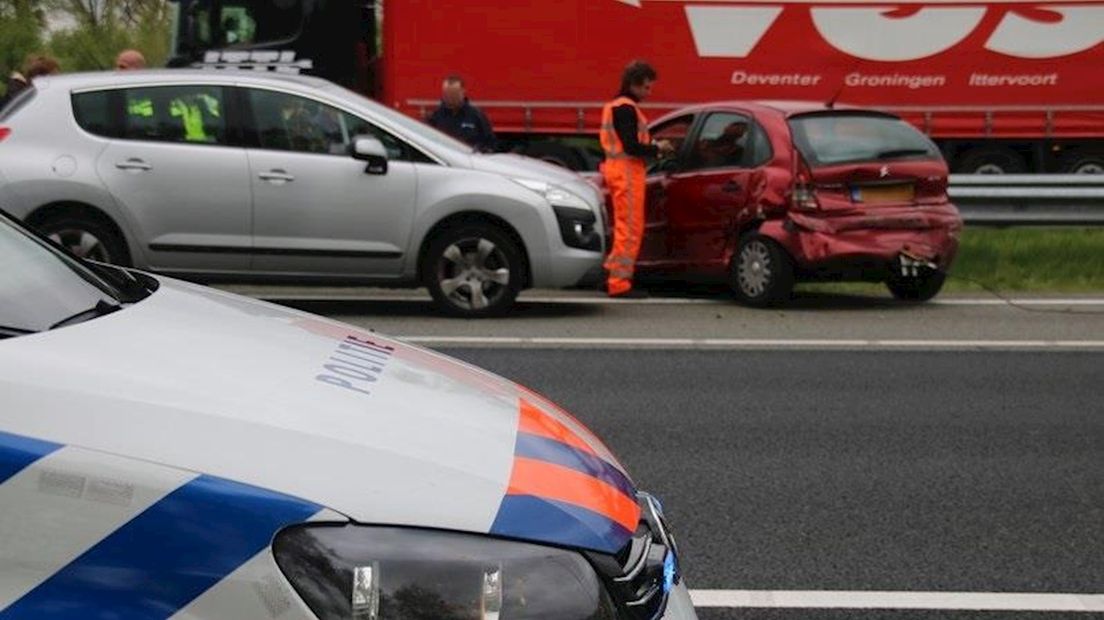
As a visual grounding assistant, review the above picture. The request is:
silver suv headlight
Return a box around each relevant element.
[511,179,602,251]
[511,178,592,211]
[274,525,620,620]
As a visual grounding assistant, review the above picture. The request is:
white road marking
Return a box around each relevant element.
[397,336,1104,350]
[254,293,1104,307]
[688,589,1104,612]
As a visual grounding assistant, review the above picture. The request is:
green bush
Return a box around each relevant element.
[0,0,45,80]
[0,0,171,86]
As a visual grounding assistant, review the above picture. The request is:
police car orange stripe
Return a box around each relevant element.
[517,399,599,456]
[489,399,641,553]
[507,457,640,533]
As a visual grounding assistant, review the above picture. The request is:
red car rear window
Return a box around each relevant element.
[788,113,940,167]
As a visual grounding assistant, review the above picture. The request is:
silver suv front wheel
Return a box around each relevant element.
[424,224,523,317]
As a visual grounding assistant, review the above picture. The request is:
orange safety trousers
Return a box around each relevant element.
[602,158,646,295]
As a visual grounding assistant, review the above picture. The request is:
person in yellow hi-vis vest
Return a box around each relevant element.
[126,91,219,143]
[600,60,674,298]
[170,93,220,143]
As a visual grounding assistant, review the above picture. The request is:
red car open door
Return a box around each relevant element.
[643,111,772,275]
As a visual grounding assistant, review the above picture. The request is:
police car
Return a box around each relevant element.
[0,211,695,619]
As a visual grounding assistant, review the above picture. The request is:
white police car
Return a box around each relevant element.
[0,211,695,620]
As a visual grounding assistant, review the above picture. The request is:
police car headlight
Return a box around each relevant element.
[511,178,592,211]
[274,524,620,620]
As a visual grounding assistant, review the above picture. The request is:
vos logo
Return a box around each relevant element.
[677,3,1104,61]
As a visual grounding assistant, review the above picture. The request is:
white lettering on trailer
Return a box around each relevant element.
[986,6,1104,59]
[845,73,947,89]
[685,6,784,57]
[731,71,823,87]
[968,73,1060,87]
[812,7,986,62]
[682,4,1104,61]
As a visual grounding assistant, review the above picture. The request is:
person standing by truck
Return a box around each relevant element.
[115,49,147,71]
[600,60,673,298]
[1,55,60,108]
[427,75,496,152]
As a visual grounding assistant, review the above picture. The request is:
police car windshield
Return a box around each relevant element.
[0,213,138,336]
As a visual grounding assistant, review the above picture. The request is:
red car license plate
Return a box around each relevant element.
[853,184,915,204]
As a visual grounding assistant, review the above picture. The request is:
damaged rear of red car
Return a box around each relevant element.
[623,102,963,305]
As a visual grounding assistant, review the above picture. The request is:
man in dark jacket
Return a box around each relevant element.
[427,75,496,152]
[1,72,28,108]
[1,55,59,108]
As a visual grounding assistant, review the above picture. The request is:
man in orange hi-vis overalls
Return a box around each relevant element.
[600,61,674,298]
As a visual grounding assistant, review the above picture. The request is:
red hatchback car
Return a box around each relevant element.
[607,102,963,305]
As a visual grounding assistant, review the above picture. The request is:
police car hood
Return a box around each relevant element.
[0,278,639,553]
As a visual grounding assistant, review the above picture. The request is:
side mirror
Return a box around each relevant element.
[351,135,388,175]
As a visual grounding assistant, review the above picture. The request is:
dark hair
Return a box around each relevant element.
[443,74,465,87]
[620,60,657,92]
[24,55,59,79]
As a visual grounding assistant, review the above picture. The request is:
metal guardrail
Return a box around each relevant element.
[949,175,1104,226]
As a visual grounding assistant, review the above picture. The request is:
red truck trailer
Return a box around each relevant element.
[170,0,1104,173]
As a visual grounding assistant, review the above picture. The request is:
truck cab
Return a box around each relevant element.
[169,0,373,93]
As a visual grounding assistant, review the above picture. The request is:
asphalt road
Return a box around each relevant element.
[438,349,1104,619]
[239,286,1104,617]
[219,285,1104,346]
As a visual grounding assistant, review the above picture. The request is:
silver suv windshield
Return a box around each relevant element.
[0,214,148,337]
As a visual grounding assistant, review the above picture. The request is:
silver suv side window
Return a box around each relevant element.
[245,89,429,162]
[72,90,114,137]
[121,85,228,145]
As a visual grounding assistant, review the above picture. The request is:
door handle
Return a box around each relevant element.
[115,159,152,172]
[258,169,295,183]
[722,180,742,193]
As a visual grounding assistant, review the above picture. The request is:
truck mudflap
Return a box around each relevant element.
[760,206,962,270]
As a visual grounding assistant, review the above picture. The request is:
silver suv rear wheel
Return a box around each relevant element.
[36,213,130,266]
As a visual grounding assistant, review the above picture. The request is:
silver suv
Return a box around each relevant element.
[0,71,605,316]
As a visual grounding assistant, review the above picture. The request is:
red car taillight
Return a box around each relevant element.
[791,156,820,210]
[0,127,10,142]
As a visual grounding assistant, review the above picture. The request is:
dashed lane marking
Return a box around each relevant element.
[688,590,1104,612]
[397,336,1104,350]
[254,293,1104,307]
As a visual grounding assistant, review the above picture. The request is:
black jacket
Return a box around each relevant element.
[0,73,28,110]
[611,91,658,159]
[428,99,496,152]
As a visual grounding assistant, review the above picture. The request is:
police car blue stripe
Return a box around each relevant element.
[491,494,634,554]
[514,432,637,500]
[0,474,320,620]
[0,430,61,487]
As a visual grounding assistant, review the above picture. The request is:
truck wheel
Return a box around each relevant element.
[886,270,946,302]
[524,143,584,171]
[1060,149,1104,174]
[423,224,523,318]
[731,234,794,307]
[953,147,1027,174]
[36,212,131,266]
